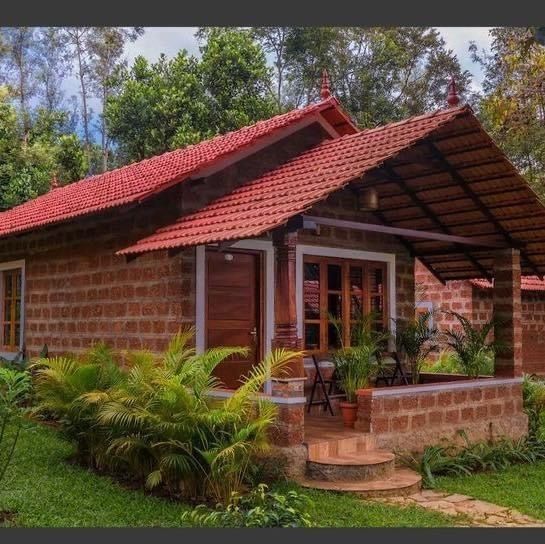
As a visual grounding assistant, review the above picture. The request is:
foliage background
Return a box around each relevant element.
[0,27,543,208]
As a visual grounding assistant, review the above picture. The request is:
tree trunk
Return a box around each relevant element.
[74,33,91,167]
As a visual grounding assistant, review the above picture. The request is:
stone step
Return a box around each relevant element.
[306,434,377,461]
[306,450,395,482]
[299,468,422,499]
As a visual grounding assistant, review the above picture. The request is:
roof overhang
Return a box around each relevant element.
[117,106,545,283]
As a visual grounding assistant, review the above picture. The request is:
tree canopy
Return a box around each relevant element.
[105,28,275,162]
[471,27,545,197]
[3,26,544,211]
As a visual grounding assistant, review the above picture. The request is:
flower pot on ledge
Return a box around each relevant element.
[339,401,358,428]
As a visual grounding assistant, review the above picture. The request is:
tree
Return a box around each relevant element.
[0,86,88,209]
[105,29,275,162]
[0,27,39,139]
[471,27,545,198]
[105,52,207,161]
[87,27,144,171]
[281,27,472,127]
[252,27,291,111]
[55,134,89,185]
[61,28,94,162]
[34,28,70,113]
[198,28,276,134]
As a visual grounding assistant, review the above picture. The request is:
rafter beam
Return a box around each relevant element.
[425,140,543,278]
[377,164,493,280]
[303,216,508,249]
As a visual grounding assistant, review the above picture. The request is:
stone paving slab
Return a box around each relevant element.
[376,490,545,527]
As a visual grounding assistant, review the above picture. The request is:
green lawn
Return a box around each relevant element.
[436,462,545,521]
[0,422,456,528]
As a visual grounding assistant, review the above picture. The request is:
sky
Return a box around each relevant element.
[123,27,493,89]
[69,27,493,119]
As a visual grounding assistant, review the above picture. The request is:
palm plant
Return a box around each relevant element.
[0,367,31,487]
[97,334,300,502]
[33,328,303,503]
[395,311,438,385]
[31,342,123,466]
[442,312,499,379]
[331,313,390,402]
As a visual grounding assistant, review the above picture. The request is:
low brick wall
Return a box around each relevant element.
[355,378,528,452]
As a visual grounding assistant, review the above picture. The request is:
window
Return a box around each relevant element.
[303,256,388,352]
[0,264,24,353]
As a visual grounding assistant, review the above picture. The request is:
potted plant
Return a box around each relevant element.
[395,310,438,385]
[443,311,500,379]
[332,314,390,427]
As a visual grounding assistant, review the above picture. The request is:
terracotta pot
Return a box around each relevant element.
[339,401,358,428]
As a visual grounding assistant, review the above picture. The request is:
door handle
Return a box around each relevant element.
[249,327,257,343]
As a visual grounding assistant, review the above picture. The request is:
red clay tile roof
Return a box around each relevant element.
[0,98,349,240]
[118,105,469,255]
[470,277,545,292]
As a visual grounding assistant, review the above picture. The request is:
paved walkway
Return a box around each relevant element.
[377,490,545,527]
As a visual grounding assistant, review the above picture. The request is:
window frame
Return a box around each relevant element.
[0,259,25,359]
[302,254,389,353]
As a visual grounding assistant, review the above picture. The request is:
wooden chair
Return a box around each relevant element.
[375,351,411,386]
[306,353,346,416]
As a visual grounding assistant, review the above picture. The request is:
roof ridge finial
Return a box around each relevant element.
[320,68,331,100]
[447,75,460,107]
[50,173,59,190]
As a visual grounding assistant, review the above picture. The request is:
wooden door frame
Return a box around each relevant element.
[195,241,275,393]
[204,247,265,364]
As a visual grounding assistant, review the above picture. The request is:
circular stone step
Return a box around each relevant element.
[306,450,395,482]
[299,468,422,499]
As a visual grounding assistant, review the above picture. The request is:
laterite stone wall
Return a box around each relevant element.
[355,378,528,451]
[416,260,545,376]
[0,188,194,357]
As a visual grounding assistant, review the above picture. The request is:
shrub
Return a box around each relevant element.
[31,342,123,466]
[181,484,314,527]
[399,431,545,488]
[442,312,499,378]
[522,374,545,440]
[0,367,31,486]
[424,350,493,376]
[395,310,438,384]
[32,329,302,503]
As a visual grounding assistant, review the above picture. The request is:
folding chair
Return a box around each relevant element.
[375,351,411,386]
[306,353,346,416]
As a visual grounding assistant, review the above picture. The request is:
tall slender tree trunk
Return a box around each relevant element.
[101,85,108,172]
[74,33,91,166]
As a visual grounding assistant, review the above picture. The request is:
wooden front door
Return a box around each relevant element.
[206,249,261,389]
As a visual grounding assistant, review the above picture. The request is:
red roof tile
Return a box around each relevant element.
[470,277,545,292]
[118,105,469,255]
[0,98,347,239]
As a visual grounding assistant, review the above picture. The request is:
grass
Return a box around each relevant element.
[436,461,545,521]
[276,483,457,528]
[0,422,191,527]
[0,422,458,528]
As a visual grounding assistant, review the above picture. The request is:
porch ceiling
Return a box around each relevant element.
[117,106,545,282]
[359,113,545,282]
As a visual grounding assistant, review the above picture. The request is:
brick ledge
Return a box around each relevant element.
[357,377,523,398]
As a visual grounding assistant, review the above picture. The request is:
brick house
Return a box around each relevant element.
[0,75,540,492]
[416,260,545,376]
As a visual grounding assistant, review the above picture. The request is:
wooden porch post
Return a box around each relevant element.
[493,248,523,378]
[270,228,306,447]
